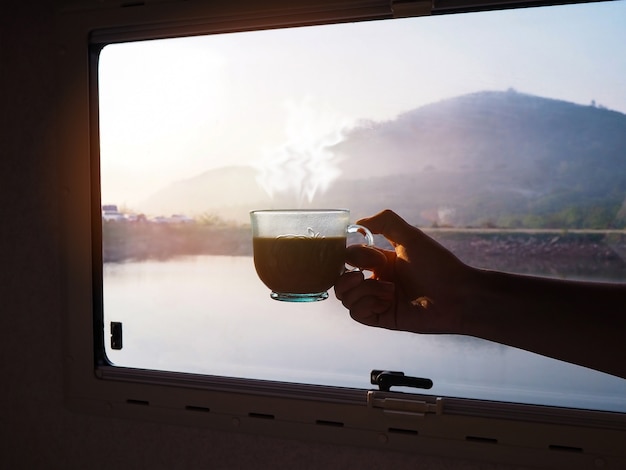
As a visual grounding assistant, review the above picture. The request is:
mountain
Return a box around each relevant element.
[139,166,271,222]
[138,90,626,228]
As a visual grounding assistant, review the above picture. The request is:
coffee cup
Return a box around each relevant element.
[250,209,374,302]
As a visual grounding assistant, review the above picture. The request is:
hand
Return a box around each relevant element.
[335,210,476,335]
[336,210,626,378]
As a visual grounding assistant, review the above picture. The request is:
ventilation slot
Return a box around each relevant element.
[126,399,149,406]
[315,419,344,428]
[388,427,418,436]
[549,444,583,453]
[185,405,210,413]
[248,412,275,420]
[465,435,497,444]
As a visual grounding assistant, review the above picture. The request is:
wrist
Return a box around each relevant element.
[457,266,502,339]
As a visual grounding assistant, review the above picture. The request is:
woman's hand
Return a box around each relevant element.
[335,210,476,335]
[335,209,626,378]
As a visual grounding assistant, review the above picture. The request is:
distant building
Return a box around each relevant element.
[102,204,125,221]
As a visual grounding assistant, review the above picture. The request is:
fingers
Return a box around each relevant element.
[357,210,459,267]
[356,209,426,247]
[349,295,395,328]
[336,276,394,305]
[334,270,365,301]
[346,280,396,329]
[345,244,389,271]
[335,272,396,328]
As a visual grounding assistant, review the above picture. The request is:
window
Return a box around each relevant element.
[96,0,626,412]
[58,0,626,466]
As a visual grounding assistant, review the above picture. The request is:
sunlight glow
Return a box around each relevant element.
[98,1,626,211]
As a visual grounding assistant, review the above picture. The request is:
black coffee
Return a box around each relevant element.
[253,236,346,294]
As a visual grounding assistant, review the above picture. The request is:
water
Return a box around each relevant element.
[103,255,626,412]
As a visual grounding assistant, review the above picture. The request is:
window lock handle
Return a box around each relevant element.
[370,370,433,392]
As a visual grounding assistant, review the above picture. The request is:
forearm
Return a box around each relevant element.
[461,268,626,379]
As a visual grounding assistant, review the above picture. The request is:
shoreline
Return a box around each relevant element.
[101,222,626,280]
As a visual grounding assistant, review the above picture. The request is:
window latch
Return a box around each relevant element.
[367,390,444,417]
[370,369,433,392]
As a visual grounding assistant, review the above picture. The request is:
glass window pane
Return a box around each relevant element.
[99,1,626,412]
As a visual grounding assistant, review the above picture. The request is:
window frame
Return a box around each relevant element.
[57,0,626,467]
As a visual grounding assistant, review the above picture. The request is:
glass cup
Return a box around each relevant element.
[250,209,374,302]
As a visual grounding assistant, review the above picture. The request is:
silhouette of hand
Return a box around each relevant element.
[335,210,626,379]
[335,210,475,335]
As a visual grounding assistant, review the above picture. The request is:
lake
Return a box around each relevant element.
[103,254,626,413]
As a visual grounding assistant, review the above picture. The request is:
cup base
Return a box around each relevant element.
[270,291,329,302]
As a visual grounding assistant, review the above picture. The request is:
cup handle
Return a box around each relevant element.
[347,224,374,246]
[345,224,374,273]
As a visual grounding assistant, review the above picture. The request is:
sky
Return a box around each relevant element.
[98,0,626,209]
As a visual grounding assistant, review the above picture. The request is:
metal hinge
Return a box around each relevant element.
[367,390,444,417]
[392,0,432,18]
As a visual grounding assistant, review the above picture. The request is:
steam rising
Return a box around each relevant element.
[255,97,353,205]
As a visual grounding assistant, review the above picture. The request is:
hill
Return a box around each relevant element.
[138,90,626,228]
